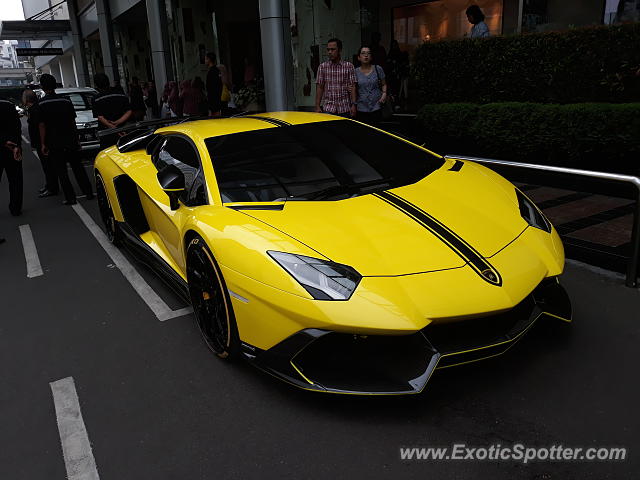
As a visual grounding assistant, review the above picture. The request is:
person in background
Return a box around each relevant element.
[38,73,93,206]
[243,57,257,86]
[387,40,410,110]
[23,89,58,197]
[180,79,205,117]
[160,82,172,118]
[150,82,159,118]
[370,32,387,73]
[129,77,146,121]
[168,81,182,117]
[0,94,23,216]
[355,45,387,126]
[218,61,231,114]
[92,73,132,149]
[467,5,490,38]
[192,77,209,116]
[315,38,357,118]
[205,52,222,117]
[144,81,159,119]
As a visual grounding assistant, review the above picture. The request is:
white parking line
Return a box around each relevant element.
[71,203,192,321]
[50,377,100,480]
[18,224,44,278]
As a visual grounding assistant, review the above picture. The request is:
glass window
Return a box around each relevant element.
[393,0,503,53]
[60,92,96,111]
[604,0,640,24]
[205,120,444,203]
[157,136,206,206]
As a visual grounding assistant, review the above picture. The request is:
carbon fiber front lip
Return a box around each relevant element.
[244,279,571,395]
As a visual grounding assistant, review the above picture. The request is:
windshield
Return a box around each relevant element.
[60,92,95,111]
[205,120,444,203]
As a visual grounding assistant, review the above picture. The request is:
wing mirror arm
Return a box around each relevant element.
[156,165,185,211]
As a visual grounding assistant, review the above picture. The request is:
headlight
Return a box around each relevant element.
[268,251,361,300]
[516,190,551,233]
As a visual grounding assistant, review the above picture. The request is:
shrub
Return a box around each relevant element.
[417,103,640,172]
[413,24,640,104]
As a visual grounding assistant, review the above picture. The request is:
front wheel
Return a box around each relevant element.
[186,236,240,359]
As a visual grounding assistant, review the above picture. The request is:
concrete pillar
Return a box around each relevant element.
[259,0,295,111]
[517,0,524,34]
[67,0,90,87]
[96,0,120,86]
[61,55,77,87]
[146,0,174,98]
[52,60,64,86]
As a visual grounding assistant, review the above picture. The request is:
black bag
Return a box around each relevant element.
[373,65,393,120]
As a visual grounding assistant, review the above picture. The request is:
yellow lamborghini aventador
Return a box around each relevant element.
[94,112,572,395]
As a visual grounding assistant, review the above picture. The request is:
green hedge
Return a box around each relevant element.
[417,103,640,172]
[413,24,640,104]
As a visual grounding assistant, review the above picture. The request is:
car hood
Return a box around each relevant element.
[236,161,528,276]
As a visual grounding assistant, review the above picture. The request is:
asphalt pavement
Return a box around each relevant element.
[0,127,638,479]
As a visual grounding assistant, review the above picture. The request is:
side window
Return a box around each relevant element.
[156,136,207,206]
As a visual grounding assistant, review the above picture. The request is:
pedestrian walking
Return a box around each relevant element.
[355,46,387,126]
[23,89,58,197]
[38,73,93,206]
[129,77,146,121]
[0,95,23,216]
[205,52,222,117]
[92,73,132,149]
[315,38,357,118]
[467,5,490,38]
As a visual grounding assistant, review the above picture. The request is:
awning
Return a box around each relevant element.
[0,20,70,41]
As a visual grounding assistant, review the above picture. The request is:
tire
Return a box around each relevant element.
[95,173,123,246]
[186,236,240,359]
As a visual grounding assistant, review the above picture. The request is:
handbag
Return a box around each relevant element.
[373,65,393,120]
[221,84,231,102]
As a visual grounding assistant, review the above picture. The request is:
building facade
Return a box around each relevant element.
[9,0,637,105]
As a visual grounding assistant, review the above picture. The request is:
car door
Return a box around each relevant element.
[144,134,208,274]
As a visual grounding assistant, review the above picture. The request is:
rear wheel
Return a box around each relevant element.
[95,173,122,246]
[186,236,240,359]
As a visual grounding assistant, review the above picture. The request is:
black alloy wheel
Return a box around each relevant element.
[95,174,122,246]
[186,236,239,359]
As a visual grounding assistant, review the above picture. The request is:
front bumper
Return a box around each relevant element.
[244,277,571,395]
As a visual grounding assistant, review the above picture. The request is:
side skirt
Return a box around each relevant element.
[117,221,190,303]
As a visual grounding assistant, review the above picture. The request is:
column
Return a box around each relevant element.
[146,0,174,102]
[66,0,90,87]
[96,0,120,86]
[259,0,295,111]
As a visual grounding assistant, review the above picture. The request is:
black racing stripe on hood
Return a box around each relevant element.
[373,191,503,287]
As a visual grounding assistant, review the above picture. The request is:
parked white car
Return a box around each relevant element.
[36,87,100,154]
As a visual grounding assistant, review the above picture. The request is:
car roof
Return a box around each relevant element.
[154,112,346,139]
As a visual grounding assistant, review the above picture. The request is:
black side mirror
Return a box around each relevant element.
[157,164,185,210]
[146,135,165,158]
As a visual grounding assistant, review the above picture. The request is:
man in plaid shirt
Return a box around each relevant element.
[315,38,357,118]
